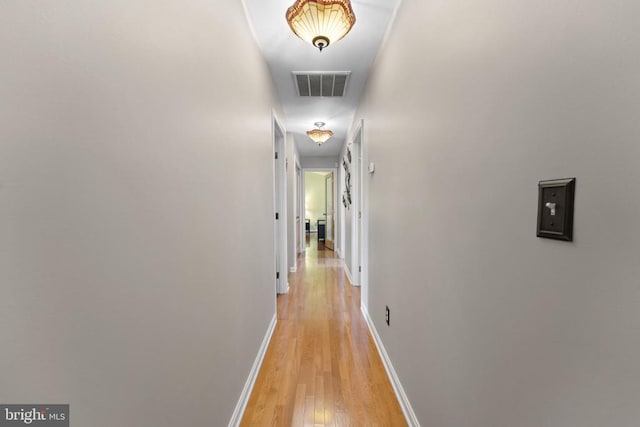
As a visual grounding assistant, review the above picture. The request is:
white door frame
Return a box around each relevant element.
[352,120,369,308]
[354,120,369,309]
[273,112,288,294]
[296,162,304,256]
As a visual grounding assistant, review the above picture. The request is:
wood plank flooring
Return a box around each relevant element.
[240,235,407,427]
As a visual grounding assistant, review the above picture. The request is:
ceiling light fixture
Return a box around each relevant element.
[285,0,356,52]
[306,122,334,145]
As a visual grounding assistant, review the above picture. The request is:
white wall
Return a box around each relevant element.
[300,156,338,169]
[355,0,640,425]
[0,1,280,425]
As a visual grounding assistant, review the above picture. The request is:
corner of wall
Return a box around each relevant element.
[360,305,420,427]
[228,314,278,427]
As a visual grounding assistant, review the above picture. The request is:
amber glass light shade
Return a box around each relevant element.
[307,122,333,145]
[307,128,334,144]
[286,0,356,51]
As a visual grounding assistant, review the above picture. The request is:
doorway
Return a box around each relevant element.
[296,164,303,256]
[325,172,335,251]
[303,169,337,252]
[339,121,368,301]
[350,121,368,307]
[273,115,287,294]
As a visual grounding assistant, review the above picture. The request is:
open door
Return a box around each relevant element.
[273,115,287,294]
[325,172,335,251]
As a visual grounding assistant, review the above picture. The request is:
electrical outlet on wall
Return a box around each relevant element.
[385,305,390,326]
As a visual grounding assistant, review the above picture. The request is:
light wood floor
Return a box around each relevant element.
[240,235,407,427]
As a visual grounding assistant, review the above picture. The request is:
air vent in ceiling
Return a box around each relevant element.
[293,72,351,97]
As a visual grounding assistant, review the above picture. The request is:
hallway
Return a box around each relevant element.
[3,1,639,426]
[241,236,406,426]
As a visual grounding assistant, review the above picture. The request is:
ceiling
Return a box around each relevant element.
[243,0,399,158]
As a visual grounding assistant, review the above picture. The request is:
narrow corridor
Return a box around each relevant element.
[240,236,406,426]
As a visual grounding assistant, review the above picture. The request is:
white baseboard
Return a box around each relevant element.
[289,266,297,273]
[361,306,420,427]
[343,263,359,287]
[344,263,354,285]
[228,313,277,427]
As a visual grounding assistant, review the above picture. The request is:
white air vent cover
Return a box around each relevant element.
[293,72,351,97]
